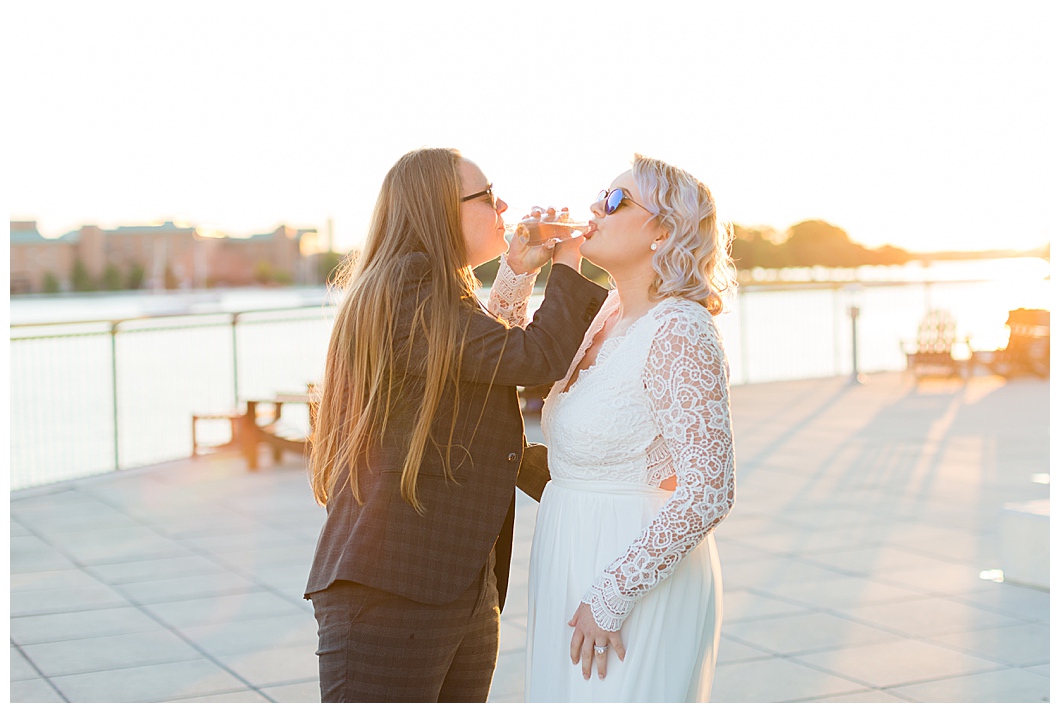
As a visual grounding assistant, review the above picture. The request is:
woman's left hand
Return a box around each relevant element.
[568,602,626,680]
[505,206,562,275]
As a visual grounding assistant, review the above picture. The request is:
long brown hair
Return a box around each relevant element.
[310,148,482,513]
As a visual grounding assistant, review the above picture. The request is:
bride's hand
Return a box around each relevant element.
[568,602,626,680]
[550,225,585,271]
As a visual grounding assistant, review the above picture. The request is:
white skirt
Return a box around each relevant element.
[524,478,723,702]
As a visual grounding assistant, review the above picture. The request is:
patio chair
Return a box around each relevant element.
[975,308,1050,378]
[901,309,971,380]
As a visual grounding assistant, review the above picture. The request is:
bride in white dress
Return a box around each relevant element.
[524,155,737,702]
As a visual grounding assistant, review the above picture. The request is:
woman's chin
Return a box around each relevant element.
[579,242,602,265]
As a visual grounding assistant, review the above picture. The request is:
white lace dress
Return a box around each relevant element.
[522,289,736,703]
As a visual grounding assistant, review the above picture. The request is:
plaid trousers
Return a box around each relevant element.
[310,551,500,703]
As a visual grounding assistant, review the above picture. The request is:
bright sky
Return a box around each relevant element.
[8,0,1058,253]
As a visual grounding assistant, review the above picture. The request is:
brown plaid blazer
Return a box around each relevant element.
[305,254,605,609]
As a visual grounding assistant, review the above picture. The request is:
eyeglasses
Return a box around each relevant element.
[596,188,652,216]
[461,183,496,207]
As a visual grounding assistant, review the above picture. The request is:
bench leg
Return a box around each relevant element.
[271,401,284,464]
[241,403,259,471]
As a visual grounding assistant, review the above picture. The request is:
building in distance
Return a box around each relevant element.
[10,220,324,294]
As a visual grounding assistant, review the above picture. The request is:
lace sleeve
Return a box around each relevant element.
[581,308,736,631]
[486,253,538,328]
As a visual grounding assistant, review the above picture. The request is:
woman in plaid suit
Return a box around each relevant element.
[304,148,607,702]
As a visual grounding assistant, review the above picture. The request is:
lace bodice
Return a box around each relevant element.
[541,292,736,631]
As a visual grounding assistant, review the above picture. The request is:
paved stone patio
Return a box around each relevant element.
[9,372,1050,702]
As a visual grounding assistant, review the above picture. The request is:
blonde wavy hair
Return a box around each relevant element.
[310,148,483,513]
[632,154,737,315]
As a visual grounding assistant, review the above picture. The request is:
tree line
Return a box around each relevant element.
[730,220,911,269]
[38,257,339,293]
[39,260,150,293]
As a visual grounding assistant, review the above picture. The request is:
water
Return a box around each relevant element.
[10,285,335,325]
[9,258,1050,490]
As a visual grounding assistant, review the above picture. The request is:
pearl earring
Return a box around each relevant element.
[650,243,658,251]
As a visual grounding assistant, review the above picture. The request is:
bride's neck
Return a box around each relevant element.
[611,268,657,323]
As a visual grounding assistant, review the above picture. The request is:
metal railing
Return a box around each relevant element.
[9,276,1043,490]
[10,305,336,490]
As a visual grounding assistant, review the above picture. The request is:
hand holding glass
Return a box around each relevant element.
[507,206,590,247]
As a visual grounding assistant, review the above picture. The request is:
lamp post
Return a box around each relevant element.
[844,283,866,385]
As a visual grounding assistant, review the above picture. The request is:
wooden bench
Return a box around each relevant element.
[198,380,549,469]
[241,393,318,470]
[192,385,319,470]
[901,309,972,380]
[191,409,257,457]
[976,309,1049,378]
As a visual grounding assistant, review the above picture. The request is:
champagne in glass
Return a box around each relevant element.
[506,208,590,247]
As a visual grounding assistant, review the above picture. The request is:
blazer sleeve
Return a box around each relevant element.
[398,257,608,387]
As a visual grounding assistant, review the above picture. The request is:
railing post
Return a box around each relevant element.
[833,286,842,377]
[110,321,120,470]
[231,312,240,406]
[849,304,862,384]
[843,283,865,385]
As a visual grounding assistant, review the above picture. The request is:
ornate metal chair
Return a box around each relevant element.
[902,309,971,380]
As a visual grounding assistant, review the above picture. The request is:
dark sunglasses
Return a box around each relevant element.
[596,188,652,216]
[461,183,496,207]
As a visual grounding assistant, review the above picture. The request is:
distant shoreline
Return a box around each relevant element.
[905,247,1049,262]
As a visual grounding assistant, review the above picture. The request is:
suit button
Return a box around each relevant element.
[508,453,518,462]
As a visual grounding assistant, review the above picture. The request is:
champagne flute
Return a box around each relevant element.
[505,207,591,246]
